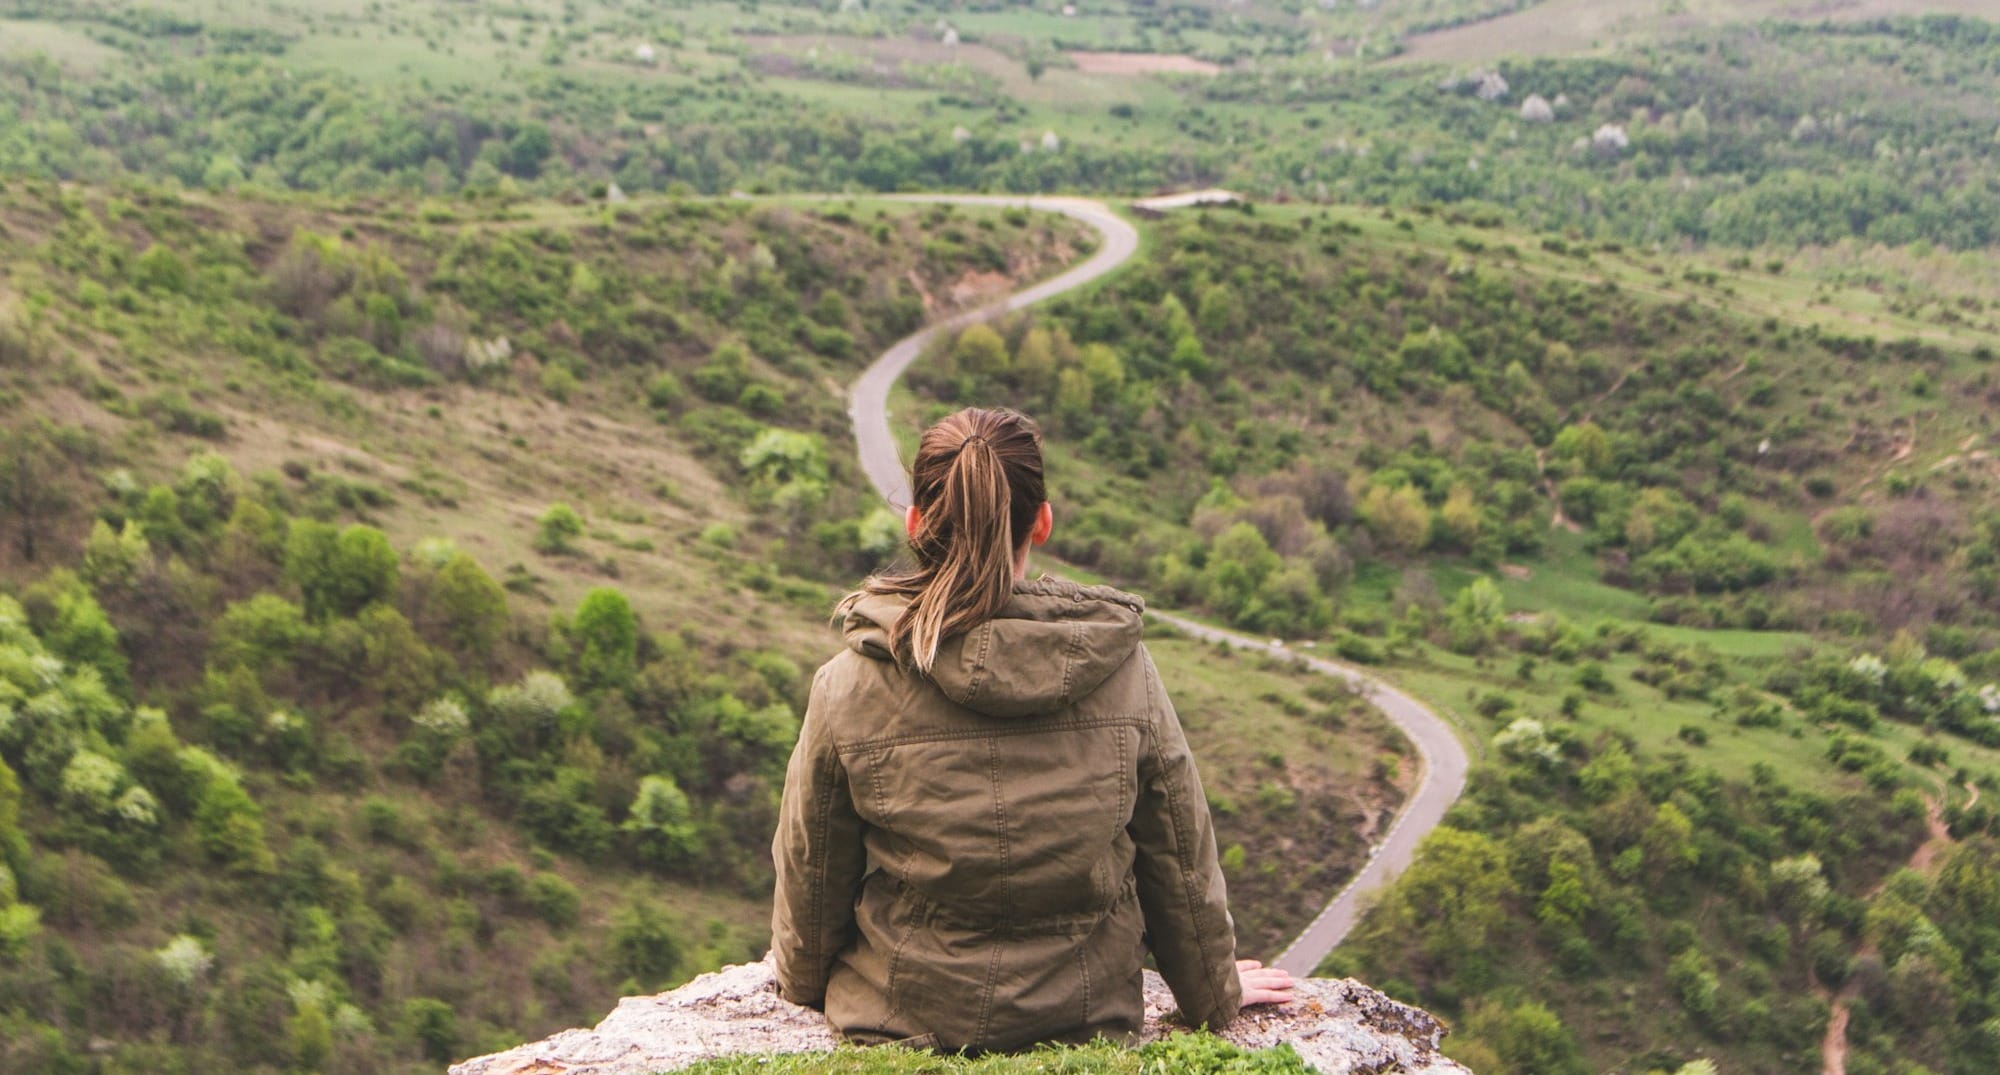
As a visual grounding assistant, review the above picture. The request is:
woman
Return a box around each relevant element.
[771,406,1291,1052]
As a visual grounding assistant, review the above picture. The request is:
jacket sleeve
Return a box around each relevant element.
[770,664,868,1009]
[1127,645,1244,1029]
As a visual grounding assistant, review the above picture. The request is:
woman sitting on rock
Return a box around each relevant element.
[771,406,1292,1052]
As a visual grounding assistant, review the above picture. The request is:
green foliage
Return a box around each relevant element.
[286,522,399,619]
[535,503,586,555]
[1465,999,1587,1075]
[427,553,510,660]
[189,752,275,875]
[572,588,638,692]
[623,774,702,868]
[401,997,458,1064]
[610,900,683,990]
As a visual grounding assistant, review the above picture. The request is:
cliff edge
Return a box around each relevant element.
[449,958,1472,1075]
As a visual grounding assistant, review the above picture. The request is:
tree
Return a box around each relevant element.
[1361,484,1432,554]
[1436,485,1483,550]
[1550,421,1613,477]
[1771,854,1831,926]
[740,428,829,524]
[535,503,585,555]
[573,588,638,692]
[286,522,398,619]
[429,553,509,659]
[401,998,458,1063]
[1643,801,1699,880]
[952,323,1008,377]
[0,421,72,562]
[1445,577,1505,654]
[611,901,683,989]
[623,774,701,868]
[209,593,315,678]
[1351,827,1517,981]
[1468,1000,1587,1075]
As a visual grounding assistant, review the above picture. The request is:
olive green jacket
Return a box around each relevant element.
[771,577,1243,1052]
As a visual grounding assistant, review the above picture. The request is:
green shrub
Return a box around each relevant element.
[535,503,585,555]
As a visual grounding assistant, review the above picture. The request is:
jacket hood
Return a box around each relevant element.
[842,576,1146,718]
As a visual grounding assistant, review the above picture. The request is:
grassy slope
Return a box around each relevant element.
[0,184,1415,1068]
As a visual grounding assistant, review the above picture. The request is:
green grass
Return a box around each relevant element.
[0,17,124,68]
[669,1034,1312,1074]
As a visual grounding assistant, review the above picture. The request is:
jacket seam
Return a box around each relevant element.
[973,934,1003,1049]
[988,735,1013,915]
[1148,659,1228,1024]
[803,748,839,999]
[835,717,1149,754]
[1059,619,1082,706]
[883,897,915,1023]
[961,622,993,705]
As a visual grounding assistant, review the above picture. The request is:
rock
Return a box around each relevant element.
[450,958,1473,1075]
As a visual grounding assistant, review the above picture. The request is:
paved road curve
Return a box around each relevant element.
[843,195,1472,978]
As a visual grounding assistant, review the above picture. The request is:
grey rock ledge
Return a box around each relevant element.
[450,958,1473,1075]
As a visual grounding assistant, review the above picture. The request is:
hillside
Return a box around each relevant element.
[3,2,2000,1074]
[0,184,1416,1071]
[3,4,1999,248]
[914,201,2000,1072]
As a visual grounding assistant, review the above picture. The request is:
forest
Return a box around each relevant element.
[2,2,1999,1074]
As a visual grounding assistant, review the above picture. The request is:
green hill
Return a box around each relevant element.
[913,201,2000,1073]
[0,182,1415,1072]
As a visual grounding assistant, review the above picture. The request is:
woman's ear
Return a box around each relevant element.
[1029,501,1053,546]
[905,505,922,540]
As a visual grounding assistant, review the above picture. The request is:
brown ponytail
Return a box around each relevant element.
[842,407,1046,673]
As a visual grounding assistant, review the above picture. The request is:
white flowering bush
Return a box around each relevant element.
[288,977,333,1014]
[1495,718,1562,766]
[488,671,574,725]
[155,934,214,986]
[1847,653,1888,687]
[413,695,471,738]
[1980,683,2000,715]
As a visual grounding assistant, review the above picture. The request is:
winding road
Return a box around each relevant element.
[844,195,1472,978]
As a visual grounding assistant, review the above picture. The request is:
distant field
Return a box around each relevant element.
[1068,51,1223,75]
[1393,0,2000,63]
[0,17,123,68]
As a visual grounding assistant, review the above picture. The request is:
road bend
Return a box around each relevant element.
[843,194,1472,978]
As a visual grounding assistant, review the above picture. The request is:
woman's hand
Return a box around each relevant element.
[1236,959,1295,1007]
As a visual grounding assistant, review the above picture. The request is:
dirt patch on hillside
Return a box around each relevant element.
[745,33,1023,87]
[1068,50,1221,75]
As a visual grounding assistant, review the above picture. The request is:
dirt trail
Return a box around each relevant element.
[1819,783,1968,1073]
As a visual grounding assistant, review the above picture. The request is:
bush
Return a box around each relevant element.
[535,503,585,555]
[286,522,399,619]
[401,998,457,1063]
[524,872,581,928]
[572,588,638,692]
[610,901,683,989]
